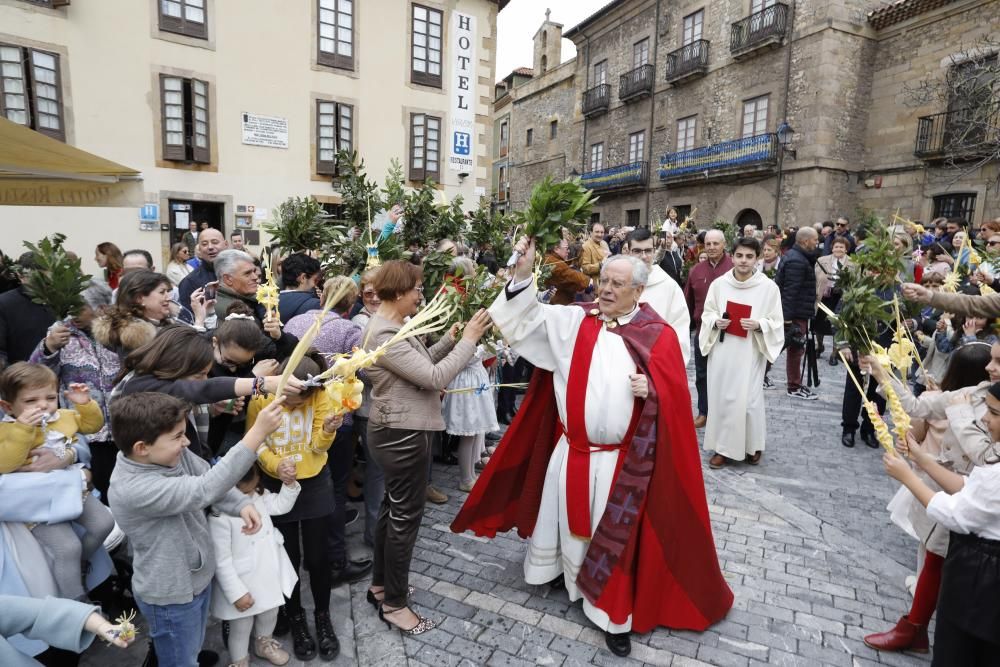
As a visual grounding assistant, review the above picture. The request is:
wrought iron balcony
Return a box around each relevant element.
[658,134,778,182]
[914,107,1000,159]
[582,83,611,117]
[581,161,649,192]
[730,3,788,59]
[619,64,654,102]
[666,40,710,84]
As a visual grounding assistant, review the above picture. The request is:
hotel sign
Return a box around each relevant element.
[448,11,476,172]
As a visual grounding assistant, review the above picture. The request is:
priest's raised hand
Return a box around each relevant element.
[511,237,536,282]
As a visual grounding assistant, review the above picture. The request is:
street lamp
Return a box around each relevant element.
[776,121,797,160]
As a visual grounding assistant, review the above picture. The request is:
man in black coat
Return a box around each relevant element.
[775,227,820,400]
[0,252,55,370]
[658,229,684,286]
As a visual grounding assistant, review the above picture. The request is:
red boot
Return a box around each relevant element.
[863,615,929,653]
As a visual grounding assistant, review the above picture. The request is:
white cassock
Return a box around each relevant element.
[489,278,637,633]
[639,264,691,365]
[698,270,784,460]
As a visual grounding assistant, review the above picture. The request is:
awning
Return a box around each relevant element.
[0,117,143,207]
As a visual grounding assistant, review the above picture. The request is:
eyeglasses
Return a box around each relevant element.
[362,290,377,297]
[630,248,655,256]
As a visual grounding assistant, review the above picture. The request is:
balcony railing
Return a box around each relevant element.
[619,64,654,102]
[581,161,649,192]
[666,40,710,84]
[582,83,611,117]
[915,107,1000,159]
[731,3,788,58]
[659,133,778,182]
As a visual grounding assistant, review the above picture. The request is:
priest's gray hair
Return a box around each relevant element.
[601,255,649,287]
[214,249,255,279]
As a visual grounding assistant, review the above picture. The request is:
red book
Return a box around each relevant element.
[725,300,752,338]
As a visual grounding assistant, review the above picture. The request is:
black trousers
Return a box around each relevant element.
[841,360,885,435]
[933,614,1000,666]
[327,424,354,567]
[277,516,333,615]
[368,424,431,608]
[88,440,117,505]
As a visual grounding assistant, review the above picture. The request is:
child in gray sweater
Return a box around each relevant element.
[108,391,286,667]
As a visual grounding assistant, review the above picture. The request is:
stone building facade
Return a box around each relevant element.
[493,0,999,231]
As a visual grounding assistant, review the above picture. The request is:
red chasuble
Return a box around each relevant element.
[451,303,733,632]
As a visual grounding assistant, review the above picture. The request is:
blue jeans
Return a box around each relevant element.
[135,585,211,667]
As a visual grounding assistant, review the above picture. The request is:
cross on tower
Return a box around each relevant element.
[545,8,551,22]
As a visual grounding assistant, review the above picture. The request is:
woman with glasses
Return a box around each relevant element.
[166,242,193,288]
[361,260,492,634]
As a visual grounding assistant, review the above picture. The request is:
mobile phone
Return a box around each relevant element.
[203,281,219,301]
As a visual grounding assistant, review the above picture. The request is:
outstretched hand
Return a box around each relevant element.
[901,282,931,304]
[511,237,536,282]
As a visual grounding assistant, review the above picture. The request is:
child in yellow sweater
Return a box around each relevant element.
[0,362,115,600]
[245,351,344,661]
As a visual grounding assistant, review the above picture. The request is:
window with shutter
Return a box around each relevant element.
[159,0,208,39]
[318,0,354,71]
[411,4,443,88]
[409,113,441,181]
[316,100,354,175]
[0,44,66,141]
[160,74,211,163]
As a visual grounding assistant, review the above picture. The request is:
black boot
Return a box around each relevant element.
[861,431,880,448]
[841,431,855,448]
[273,606,289,637]
[287,610,317,661]
[605,631,631,657]
[314,610,340,661]
[331,557,374,587]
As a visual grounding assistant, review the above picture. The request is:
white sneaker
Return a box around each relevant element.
[787,387,818,400]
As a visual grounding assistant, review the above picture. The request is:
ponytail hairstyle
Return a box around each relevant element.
[214,301,267,353]
[277,349,327,399]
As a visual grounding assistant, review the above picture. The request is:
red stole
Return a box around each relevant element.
[562,314,641,538]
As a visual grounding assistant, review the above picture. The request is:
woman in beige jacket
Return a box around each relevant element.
[362,260,492,635]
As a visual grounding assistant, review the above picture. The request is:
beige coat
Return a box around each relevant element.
[579,239,610,281]
[363,313,476,431]
[814,254,850,302]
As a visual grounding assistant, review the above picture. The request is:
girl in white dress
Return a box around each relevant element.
[209,461,300,667]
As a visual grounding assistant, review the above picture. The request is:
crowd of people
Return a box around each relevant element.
[1,206,999,666]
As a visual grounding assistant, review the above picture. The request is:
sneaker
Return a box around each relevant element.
[426,486,448,504]
[787,387,819,400]
[762,376,775,390]
[254,636,290,666]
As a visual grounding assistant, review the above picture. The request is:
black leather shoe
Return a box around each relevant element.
[829,355,839,366]
[861,431,880,449]
[841,432,855,448]
[196,650,219,667]
[273,606,289,637]
[288,610,317,661]
[331,557,374,586]
[605,631,631,657]
[314,609,340,661]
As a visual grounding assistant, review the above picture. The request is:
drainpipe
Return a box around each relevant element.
[644,0,662,227]
[580,33,591,176]
[773,0,796,230]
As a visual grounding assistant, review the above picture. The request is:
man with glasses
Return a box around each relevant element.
[823,217,855,255]
[456,237,733,658]
[626,227,690,364]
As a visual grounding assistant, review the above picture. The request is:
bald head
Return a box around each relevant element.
[796,226,819,252]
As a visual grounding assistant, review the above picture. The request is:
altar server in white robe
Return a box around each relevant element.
[625,227,691,364]
[699,237,784,468]
[487,240,653,650]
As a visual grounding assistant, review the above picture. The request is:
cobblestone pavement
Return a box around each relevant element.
[84,351,932,666]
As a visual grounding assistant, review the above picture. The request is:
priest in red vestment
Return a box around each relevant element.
[452,237,733,657]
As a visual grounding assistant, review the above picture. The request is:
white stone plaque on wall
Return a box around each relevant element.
[241,112,289,149]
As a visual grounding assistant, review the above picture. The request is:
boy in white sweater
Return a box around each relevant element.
[108,391,286,667]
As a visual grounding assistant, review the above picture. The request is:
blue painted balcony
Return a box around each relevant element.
[658,134,778,183]
[581,161,649,192]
